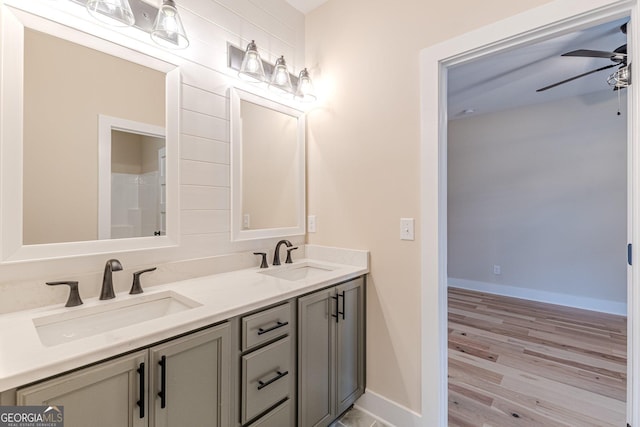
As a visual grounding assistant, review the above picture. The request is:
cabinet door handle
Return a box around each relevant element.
[257,370,289,390]
[338,291,346,320]
[331,295,339,323]
[257,321,289,335]
[158,355,167,409]
[137,362,145,419]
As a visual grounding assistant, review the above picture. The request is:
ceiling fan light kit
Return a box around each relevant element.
[537,22,630,93]
[607,64,631,89]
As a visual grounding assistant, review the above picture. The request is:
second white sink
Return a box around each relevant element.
[33,291,200,347]
[259,262,336,281]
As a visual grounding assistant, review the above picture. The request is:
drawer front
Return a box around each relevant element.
[248,398,292,427]
[242,303,291,351]
[242,337,291,423]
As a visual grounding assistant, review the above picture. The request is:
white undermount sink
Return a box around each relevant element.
[259,262,337,281]
[33,291,200,347]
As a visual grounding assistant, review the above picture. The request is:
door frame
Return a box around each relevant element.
[419,0,638,424]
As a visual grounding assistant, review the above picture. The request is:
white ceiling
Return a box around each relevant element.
[285,0,328,14]
[448,17,629,119]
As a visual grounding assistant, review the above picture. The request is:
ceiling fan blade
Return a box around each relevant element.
[536,63,618,92]
[562,49,622,59]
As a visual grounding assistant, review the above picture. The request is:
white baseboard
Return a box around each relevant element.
[448,278,627,316]
[354,389,422,427]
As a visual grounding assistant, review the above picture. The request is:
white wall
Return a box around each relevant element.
[447,90,627,314]
[0,0,306,313]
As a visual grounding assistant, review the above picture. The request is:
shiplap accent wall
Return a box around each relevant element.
[172,0,306,259]
[0,0,306,310]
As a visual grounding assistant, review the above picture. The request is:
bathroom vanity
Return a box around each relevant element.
[0,3,365,426]
[0,250,367,427]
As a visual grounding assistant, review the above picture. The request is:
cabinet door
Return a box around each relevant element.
[17,350,148,427]
[298,288,334,427]
[150,323,230,427]
[335,277,365,415]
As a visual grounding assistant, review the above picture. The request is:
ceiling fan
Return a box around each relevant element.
[536,23,630,92]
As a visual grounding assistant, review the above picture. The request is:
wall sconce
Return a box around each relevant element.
[86,0,135,27]
[228,42,317,102]
[72,0,189,49]
[238,41,266,83]
[295,68,317,102]
[151,0,189,49]
[269,56,293,94]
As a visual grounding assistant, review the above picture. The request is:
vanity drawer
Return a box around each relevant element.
[242,303,291,351]
[248,398,292,427]
[242,337,291,424]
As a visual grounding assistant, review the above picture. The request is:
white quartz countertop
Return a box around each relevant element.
[0,248,368,392]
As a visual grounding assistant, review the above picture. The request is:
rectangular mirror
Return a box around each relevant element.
[0,5,180,262]
[230,88,306,241]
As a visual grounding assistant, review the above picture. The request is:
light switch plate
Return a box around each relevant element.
[400,218,415,240]
[308,215,317,233]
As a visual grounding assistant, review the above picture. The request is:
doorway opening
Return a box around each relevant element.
[419,0,638,425]
[447,18,629,424]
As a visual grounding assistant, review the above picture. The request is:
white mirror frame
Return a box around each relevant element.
[230,88,306,241]
[0,5,181,263]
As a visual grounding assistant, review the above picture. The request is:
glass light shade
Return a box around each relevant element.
[269,56,293,94]
[294,68,317,102]
[151,0,189,49]
[86,0,135,27]
[608,65,631,88]
[239,41,266,83]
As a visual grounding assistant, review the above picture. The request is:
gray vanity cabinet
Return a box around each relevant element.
[17,350,148,427]
[16,323,230,427]
[298,277,365,427]
[236,301,296,427]
[149,325,230,427]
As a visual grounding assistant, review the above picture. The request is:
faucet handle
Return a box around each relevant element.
[253,252,269,269]
[130,268,157,295]
[285,247,298,264]
[47,281,83,307]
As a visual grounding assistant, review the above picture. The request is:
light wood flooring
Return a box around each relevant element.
[448,288,627,427]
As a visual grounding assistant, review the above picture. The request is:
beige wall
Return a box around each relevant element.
[23,29,165,245]
[305,0,553,413]
[112,132,164,175]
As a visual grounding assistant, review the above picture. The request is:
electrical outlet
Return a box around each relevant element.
[493,265,501,275]
[243,214,250,229]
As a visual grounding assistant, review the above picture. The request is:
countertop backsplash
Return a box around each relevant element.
[0,244,309,315]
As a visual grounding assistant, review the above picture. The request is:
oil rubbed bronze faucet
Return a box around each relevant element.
[100,259,123,300]
[273,240,292,266]
[46,281,83,307]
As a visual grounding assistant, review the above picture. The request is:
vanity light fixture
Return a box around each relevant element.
[75,0,190,49]
[151,0,189,49]
[86,0,135,27]
[294,68,317,102]
[238,40,267,83]
[228,43,317,103]
[269,56,293,94]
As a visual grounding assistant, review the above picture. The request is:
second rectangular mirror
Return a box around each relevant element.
[230,88,306,241]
